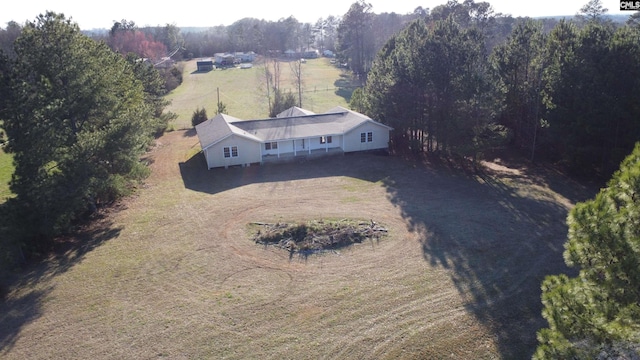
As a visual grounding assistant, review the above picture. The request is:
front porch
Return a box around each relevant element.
[261,147,344,164]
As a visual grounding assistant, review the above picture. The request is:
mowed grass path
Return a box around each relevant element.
[165,57,351,129]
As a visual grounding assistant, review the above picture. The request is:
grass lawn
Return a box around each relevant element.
[164,57,352,129]
[0,147,13,202]
[0,57,599,359]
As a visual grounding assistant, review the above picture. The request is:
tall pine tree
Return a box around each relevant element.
[0,12,161,248]
[535,143,640,358]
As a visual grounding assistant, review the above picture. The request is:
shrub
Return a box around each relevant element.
[191,107,208,127]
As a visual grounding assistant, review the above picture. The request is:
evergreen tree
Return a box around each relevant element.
[542,21,640,176]
[268,89,297,118]
[490,18,546,160]
[576,0,609,24]
[0,12,162,249]
[191,107,208,127]
[125,53,176,136]
[535,143,640,359]
[337,1,375,76]
[216,101,227,115]
[364,17,499,156]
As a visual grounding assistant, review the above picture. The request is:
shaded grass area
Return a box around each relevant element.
[0,213,122,354]
[164,57,350,129]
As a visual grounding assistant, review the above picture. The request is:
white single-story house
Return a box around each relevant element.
[235,51,256,62]
[214,53,236,66]
[195,106,393,169]
[213,52,256,66]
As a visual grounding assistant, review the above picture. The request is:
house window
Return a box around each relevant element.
[361,132,373,143]
[265,142,277,150]
[223,146,239,158]
[320,136,332,144]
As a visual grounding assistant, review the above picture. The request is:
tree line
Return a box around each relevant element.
[0,12,176,261]
[357,1,640,179]
[348,1,640,357]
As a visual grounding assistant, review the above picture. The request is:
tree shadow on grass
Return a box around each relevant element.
[383,155,594,358]
[0,208,122,354]
[333,72,362,103]
[179,151,389,196]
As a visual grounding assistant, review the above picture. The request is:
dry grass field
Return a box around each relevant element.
[0,56,601,359]
[0,126,598,358]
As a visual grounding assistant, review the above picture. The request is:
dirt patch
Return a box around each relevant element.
[251,219,387,254]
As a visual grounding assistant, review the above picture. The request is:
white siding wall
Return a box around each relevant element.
[278,140,294,154]
[262,141,281,156]
[204,134,261,169]
[261,137,342,156]
[343,122,390,153]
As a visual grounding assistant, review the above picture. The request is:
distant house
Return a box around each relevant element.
[284,49,297,58]
[302,48,319,59]
[196,58,214,72]
[323,50,334,57]
[235,51,256,62]
[195,106,393,169]
[214,53,236,66]
[213,52,256,66]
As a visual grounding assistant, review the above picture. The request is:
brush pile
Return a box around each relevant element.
[252,219,387,253]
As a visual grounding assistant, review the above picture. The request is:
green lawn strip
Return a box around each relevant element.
[0,147,13,201]
[164,57,352,130]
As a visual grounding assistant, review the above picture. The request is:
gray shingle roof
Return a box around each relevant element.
[195,113,260,150]
[195,106,392,149]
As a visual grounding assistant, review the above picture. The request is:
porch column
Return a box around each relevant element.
[308,138,311,154]
[293,140,296,156]
[277,141,280,158]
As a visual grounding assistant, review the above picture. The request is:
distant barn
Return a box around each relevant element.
[196,58,214,72]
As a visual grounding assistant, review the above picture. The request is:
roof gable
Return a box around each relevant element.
[276,106,316,118]
[195,113,261,150]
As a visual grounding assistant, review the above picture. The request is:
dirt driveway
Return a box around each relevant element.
[1,130,596,359]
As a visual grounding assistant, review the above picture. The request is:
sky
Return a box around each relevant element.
[2,0,632,30]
